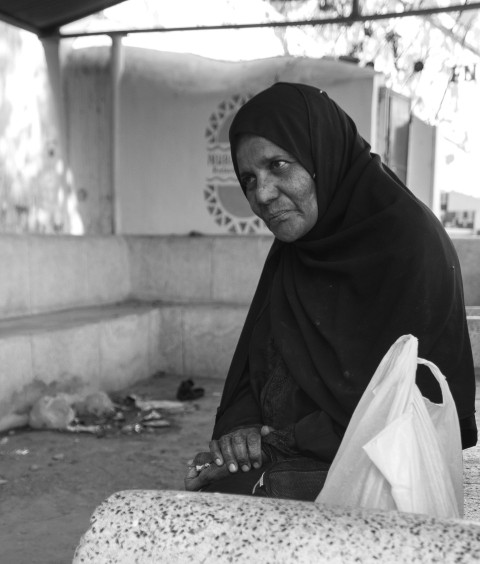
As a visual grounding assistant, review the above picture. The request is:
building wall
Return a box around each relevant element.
[407,116,439,215]
[64,47,380,236]
[117,51,378,235]
[443,191,480,233]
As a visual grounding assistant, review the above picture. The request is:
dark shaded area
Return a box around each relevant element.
[0,0,125,36]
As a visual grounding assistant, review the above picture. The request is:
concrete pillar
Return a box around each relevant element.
[41,37,68,167]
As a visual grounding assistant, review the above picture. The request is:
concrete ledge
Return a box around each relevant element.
[0,302,247,425]
[452,237,480,306]
[73,489,480,563]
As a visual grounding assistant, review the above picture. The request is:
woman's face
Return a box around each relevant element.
[235,135,318,242]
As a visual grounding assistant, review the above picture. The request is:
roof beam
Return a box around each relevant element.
[0,7,40,34]
[39,0,133,37]
[56,1,480,38]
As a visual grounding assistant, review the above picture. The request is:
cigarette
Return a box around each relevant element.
[195,463,211,472]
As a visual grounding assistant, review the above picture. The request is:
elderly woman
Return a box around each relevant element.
[185,82,477,499]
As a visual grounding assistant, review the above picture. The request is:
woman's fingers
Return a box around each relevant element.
[184,451,213,491]
[184,455,230,491]
[208,427,264,474]
[219,434,239,472]
[210,433,249,473]
[209,439,224,466]
[184,457,201,491]
[185,464,199,480]
[185,467,208,491]
[247,430,263,469]
[193,451,213,466]
[232,433,250,472]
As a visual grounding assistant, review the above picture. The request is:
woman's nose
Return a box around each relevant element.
[255,175,278,204]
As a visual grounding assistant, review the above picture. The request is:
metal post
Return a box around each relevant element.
[110,34,125,234]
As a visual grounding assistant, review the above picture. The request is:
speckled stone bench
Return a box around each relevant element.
[73,490,480,563]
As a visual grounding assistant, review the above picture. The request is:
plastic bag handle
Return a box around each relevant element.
[417,357,450,406]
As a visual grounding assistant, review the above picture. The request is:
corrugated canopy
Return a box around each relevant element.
[0,0,126,36]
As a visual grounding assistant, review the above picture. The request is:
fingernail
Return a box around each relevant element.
[229,463,237,472]
[215,458,222,466]
[253,462,260,469]
[241,465,249,472]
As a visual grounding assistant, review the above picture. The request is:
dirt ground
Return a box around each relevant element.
[1,372,479,564]
[0,373,223,564]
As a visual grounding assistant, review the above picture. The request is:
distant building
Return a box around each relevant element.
[441,191,480,234]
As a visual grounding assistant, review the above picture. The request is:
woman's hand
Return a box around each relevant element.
[184,451,230,491]
[261,425,274,437]
[209,426,264,473]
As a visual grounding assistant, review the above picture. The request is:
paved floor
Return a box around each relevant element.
[0,372,479,564]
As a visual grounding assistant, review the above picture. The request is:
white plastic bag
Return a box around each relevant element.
[316,334,464,518]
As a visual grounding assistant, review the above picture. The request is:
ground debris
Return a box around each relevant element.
[0,378,207,440]
[125,395,185,413]
[176,379,205,401]
[73,391,115,418]
[60,390,188,437]
[66,424,103,435]
[142,420,170,428]
[29,395,75,430]
[0,394,183,440]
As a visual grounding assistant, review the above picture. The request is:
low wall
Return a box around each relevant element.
[73,490,480,563]
[0,235,131,319]
[451,237,480,306]
[126,235,272,305]
[0,234,478,321]
[0,234,478,428]
[0,234,272,320]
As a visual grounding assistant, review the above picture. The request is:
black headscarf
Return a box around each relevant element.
[214,82,477,448]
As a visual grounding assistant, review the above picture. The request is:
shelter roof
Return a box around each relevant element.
[0,0,125,36]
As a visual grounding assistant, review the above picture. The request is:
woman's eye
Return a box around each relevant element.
[241,176,256,191]
[270,159,288,170]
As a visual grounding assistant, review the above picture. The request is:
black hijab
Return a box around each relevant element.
[214,82,476,447]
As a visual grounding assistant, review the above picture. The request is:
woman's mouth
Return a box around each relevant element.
[266,210,292,225]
